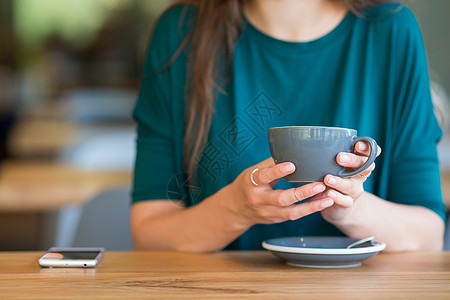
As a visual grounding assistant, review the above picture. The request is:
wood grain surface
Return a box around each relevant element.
[0,251,449,299]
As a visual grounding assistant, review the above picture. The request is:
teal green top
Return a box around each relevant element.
[132,3,446,250]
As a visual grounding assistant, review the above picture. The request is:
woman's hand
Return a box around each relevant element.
[320,142,382,224]
[222,157,334,229]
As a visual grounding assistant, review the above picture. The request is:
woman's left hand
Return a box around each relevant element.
[319,141,382,224]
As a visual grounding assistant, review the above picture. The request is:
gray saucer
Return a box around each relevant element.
[262,236,386,268]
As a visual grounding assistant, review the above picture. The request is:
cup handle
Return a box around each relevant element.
[339,136,378,178]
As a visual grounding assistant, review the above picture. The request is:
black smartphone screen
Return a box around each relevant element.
[45,250,101,260]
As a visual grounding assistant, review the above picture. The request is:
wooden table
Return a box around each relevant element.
[8,117,135,159]
[0,160,131,212]
[0,160,132,250]
[0,251,449,299]
[8,119,78,158]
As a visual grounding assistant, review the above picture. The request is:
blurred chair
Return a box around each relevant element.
[58,126,135,171]
[53,127,134,249]
[72,186,133,250]
[60,88,136,123]
[445,212,450,251]
[57,86,136,171]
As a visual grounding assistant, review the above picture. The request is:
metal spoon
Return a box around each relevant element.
[346,236,376,249]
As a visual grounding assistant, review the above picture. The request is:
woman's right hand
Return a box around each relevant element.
[221,158,335,229]
[131,157,334,252]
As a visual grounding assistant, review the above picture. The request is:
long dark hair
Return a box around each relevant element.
[158,0,393,178]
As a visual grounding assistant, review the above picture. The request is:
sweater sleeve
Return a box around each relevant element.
[132,5,192,203]
[387,6,446,220]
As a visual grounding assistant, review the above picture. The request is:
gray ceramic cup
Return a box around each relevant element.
[268,126,377,182]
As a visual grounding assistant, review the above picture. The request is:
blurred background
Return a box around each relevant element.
[0,0,173,250]
[0,0,449,251]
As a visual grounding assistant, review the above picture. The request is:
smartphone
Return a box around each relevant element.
[38,247,104,268]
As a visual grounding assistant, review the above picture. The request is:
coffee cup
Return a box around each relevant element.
[268,126,377,182]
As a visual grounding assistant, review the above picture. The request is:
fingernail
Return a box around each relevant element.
[313,184,325,193]
[339,154,350,163]
[328,190,337,198]
[282,163,295,173]
[327,176,337,185]
[321,199,334,208]
[358,142,367,151]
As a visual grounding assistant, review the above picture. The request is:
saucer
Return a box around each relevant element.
[262,236,386,268]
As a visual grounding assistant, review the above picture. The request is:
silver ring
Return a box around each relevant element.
[294,188,301,201]
[250,168,259,186]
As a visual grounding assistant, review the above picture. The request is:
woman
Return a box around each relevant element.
[131,0,446,252]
